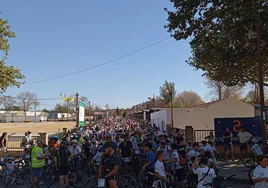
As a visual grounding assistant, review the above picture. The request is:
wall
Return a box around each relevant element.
[152,98,255,131]
[150,110,167,132]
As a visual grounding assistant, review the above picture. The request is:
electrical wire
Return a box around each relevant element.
[28,37,171,84]
[24,0,242,84]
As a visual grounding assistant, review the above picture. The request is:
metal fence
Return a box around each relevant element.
[194,130,215,143]
[7,132,57,149]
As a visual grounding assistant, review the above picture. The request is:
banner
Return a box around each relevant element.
[214,117,262,145]
[79,101,85,126]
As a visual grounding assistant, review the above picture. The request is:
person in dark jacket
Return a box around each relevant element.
[54,141,71,188]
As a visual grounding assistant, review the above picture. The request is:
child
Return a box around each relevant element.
[6,157,15,175]
[187,143,200,166]
[250,141,263,157]
[154,151,173,187]
[92,146,103,165]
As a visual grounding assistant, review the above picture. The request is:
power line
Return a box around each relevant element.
[0,95,62,101]
[24,0,242,85]
[28,37,171,84]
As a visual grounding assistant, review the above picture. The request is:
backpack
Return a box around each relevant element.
[179,153,186,166]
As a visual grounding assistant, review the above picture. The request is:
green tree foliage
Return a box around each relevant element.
[0,17,24,92]
[159,80,176,106]
[165,0,268,86]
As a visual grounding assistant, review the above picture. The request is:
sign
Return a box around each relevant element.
[214,117,262,145]
[79,101,85,126]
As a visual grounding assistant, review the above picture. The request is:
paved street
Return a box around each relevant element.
[218,161,253,188]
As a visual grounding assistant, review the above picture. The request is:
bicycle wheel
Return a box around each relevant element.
[243,154,255,168]
[117,174,137,188]
[4,176,11,188]
[70,169,89,188]
[248,165,257,185]
[0,163,6,181]
[87,176,97,188]
[43,166,57,187]
[135,181,148,188]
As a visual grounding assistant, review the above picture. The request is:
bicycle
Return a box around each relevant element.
[242,152,257,168]
[44,159,90,188]
[248,165,257,185]
[3,167,23,188]
[88,173,137,188]
[203,174,236,188]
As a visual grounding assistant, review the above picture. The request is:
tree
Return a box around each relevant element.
[165,1,268,86]
[159,80,176,106]
[242,84,268,104]
[17,91,39,112]
[54,104,71,113]
[205,77,243,100]
[0,17,24,93]
[176,91,204,108]
[0,95,16,111]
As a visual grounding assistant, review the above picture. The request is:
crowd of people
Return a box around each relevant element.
[0,118,267,188]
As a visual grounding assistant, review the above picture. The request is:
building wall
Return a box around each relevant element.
[150,110,167,132]
[151,98,255,131]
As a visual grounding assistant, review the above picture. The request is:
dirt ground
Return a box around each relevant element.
[0,121,76,134]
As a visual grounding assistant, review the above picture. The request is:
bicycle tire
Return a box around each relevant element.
[70,169,90,188]
[248,165,257,185]
[243,154,255,168]
[0,163,6,181]
[117,174,137,188]
[135,180,148,188]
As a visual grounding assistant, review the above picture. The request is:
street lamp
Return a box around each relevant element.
[148,94,155,108]
[163,86,174,128]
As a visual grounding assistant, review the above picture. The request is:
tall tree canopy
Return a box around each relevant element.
[0,17,24,92]
[17,91,39,112]
[176,91,204,108]
[159,80,176,106]
[165,0,268,86]
[205,76,242,100]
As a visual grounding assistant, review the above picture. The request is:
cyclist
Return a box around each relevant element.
[157,140,171,161]
[98,142,121,188]
[154,151,173,187]
[31,139,48,188]
[187,142,200,165]
[54,141,71,188]
[69,140,82,171]
[250,140,263,157]
[252,156,268,187]
[142,143,155,183]
[119,133,133,164]
[192,156,216,188]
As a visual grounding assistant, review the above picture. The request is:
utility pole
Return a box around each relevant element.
[34,100,37,123]
[88,101,91,122]
[76,93,79,128]
[256,23,266,147]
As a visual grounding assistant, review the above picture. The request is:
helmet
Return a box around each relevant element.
[50,135,58,140]
[71,139,77,144]
[105,132,112,138]
[103,142,115,150]
[7,157,14,161]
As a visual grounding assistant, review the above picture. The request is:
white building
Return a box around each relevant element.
[150,98,255,133]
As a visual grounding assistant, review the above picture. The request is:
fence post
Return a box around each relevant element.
[185,126,194,143]
[63,128,68,133]
[39,133,48,144]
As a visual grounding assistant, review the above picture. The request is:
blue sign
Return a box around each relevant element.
[214,117,262,145]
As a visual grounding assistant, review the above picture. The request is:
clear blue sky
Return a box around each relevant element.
[1,0,208,109]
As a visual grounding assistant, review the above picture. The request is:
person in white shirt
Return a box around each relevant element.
[237,127,253,157]
[154,151,173,186]
[187,143,200,165]
[157,140,172,161]
[253,156,268,188]
[250,141,263,157]
[69,140,82,171]
[204,140,216,157]
[192,157,216,188]
[166,144,184,186]
[199,141,207,154]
